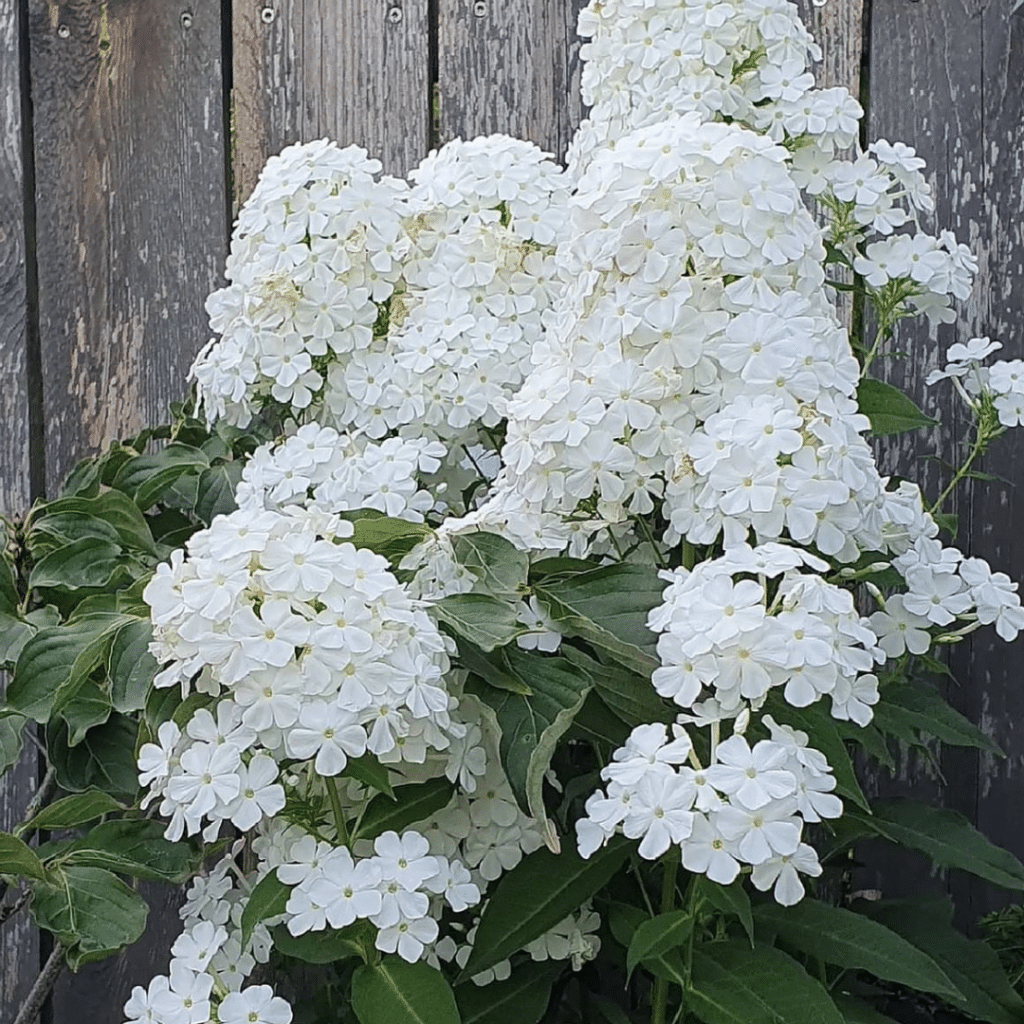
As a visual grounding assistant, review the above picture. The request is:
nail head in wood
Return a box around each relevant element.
[57,24,70,38]
[180,11,194,28]
[261,6,276,24]
[387,6,403,22]
[472,0,487,16]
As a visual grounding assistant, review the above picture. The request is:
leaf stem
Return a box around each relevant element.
[930,418,1000,516]
[324,775,350,847]
[651,850,680,1024]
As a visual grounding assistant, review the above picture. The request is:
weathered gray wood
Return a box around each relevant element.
[27,0,228,495]
[0,0,41,1020]
[26,0,228,1018]
[437,0,589,163]
[232,0,431,206]
[865,0,1004,923]
[954,0,1024,925]
[797,0,866,95]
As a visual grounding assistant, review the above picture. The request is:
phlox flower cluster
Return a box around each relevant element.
[125,850,288,1024]
[928,336,1024,429]
[476,112,894,563]
[235,422,445,520]
[279,829,480,963]
[576,718,837,906]
[140,504,458,841]
[193,135,569,470]
[648,543,882,724]
[191,142,412,426]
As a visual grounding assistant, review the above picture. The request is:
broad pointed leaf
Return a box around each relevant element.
[460,837,629,981]
[754,899,961,1000]
[352,957,460,1024]
[452,531,530,601]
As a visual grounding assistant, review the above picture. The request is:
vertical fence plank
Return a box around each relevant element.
[959,2,1024,924]
[28,0,228,494]
[797,0,866,94]
[26,0,228,1018]
[232,0,431,204]
[437,0,588,162]
[865,0,994,917]
[0,0,40,1020]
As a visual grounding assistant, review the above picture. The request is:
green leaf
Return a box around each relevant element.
[0,610,34,665]
[342,510,433,563]
[0,551,19,613]
[111,442,210,511]
[690,941,844,1024]
[452,531,530,601]
[457,640,533,696]
[9,614,132,722]
[273,920,375,964]
[195,461,242,525]
[857,378,937,436]
[627,910,694,979]
[47,714,140,799]
[0,713,25,775]
[753,899,961,1001]
[835,720,894,771]
[761,698,871,813]
[456,960,562,1024]
[460,837,630,981]
[0,832,49,880]
[342,754,395,799]
[696,876,754,946]
[31,491,157,554]
[108,618,159,713]
[562,646,672,727]
[29,537,130,592]
[241,871,292,948]
[59,676,112,745]
[875,682,1002,756]
[352,957,460,1024]
[356,778,455,843]
[863,898,1024,1024]
[535,564,662,678]
[29,865,148,969]
[467,648,592,850]
[833,994,901,1024]
[21,791,124,833]
[853,799,1024,891]
[61,819,198,882]
[432,593,526,651]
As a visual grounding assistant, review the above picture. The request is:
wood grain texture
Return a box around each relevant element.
[232,0,430,205]
[0,1,40,1020]
[437,0,589,163]
[0,0,32,520]
[27,0,228,495]
[863,0,1017,922]
[951,0,1024,923]
[797,0,866,95]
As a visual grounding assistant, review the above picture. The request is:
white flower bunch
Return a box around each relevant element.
[236,422,445,520]
[192,141,413,426]
[576,717,837,905]
[647,543,882,722]
[141,504,459,841]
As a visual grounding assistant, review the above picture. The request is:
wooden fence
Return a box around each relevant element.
[0,0,1022,1020]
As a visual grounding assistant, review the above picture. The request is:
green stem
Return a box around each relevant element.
[681,540,697,571]
[651,852,680,1024]
[930,423,998,516]
[859,322,888,376]
[635,515,668,569]
[324,776,350,847]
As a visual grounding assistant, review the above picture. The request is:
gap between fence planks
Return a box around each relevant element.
[0,0,40,1019]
